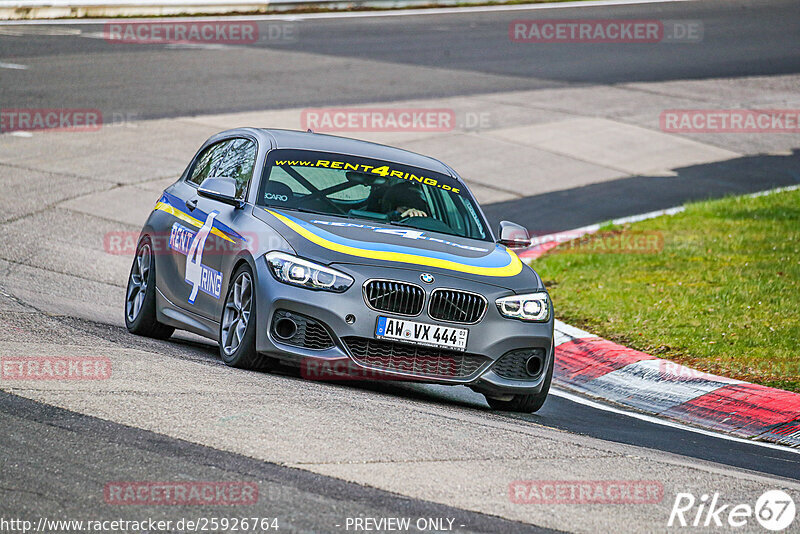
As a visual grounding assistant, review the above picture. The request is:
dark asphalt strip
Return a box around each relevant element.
[482,150,800,232]
[0,391,556,533]
[347,381,800,482]
[528,393,800,482]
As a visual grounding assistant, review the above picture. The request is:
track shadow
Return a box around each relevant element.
[482,149,800,234]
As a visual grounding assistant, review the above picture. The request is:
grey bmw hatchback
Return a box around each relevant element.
[125,128,554,412]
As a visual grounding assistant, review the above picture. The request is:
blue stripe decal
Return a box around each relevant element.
[161,191,246,241]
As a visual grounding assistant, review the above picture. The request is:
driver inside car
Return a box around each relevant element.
[381,182,429,221]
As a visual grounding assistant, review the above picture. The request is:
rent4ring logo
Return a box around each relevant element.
[168,213,223,302]
[668,489,796,531]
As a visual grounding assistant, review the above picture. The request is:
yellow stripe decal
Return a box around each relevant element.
[267,209,523,277]
[154,201,236,243]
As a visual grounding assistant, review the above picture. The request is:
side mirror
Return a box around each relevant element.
[198,177,243,208]
[497,220,530,248]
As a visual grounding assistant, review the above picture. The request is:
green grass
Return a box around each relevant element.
[534,188,800,392]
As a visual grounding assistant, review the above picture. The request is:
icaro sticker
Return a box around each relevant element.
[172,213,223,303]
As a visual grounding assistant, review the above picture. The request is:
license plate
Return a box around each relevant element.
[375,316,468,351]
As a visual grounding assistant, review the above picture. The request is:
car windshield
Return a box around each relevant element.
[257,149,490,241]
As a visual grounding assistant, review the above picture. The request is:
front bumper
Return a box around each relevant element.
[253,257,554,395]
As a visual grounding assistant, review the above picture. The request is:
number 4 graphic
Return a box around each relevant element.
[186,211,218,304]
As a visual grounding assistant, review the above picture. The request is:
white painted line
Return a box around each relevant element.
[554,319,596,346]
[0,0,693,25]
[550,387,800,455]
[530,206,685,247]
[747,184,800,198]
[0,61,27,69]
[609,205,684,226]
[9,131,33,137]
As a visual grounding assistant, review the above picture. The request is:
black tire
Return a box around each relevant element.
[486,341,555,413]
[219,264,271,370]
[125,236,174,339]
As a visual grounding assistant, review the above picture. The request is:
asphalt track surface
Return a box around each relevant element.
[1,0,799,117]
[2,0,800,532]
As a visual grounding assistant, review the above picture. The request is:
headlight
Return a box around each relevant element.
[496,292,550,322]
[266,252,353,292]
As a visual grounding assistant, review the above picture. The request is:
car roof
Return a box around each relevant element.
[219,127,459,180]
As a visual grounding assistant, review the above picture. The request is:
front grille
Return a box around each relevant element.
[428,289,487,324]
[492,348,546,380]
[343,336,489,380]
[271,310,334,350]
[364,280,425,316]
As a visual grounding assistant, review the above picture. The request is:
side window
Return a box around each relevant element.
[215,138,257,200]
[187,141,230,186]
[186,138,257,200]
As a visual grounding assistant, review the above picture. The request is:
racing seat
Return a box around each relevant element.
[365,183,389,212]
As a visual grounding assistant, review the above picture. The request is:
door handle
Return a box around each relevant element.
[185,198,198,211]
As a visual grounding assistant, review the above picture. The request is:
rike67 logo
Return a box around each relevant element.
[669,489,796,531]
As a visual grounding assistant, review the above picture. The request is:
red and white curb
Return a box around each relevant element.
[553,321,800,448]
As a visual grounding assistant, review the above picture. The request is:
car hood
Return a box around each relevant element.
[254,207,542,291]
